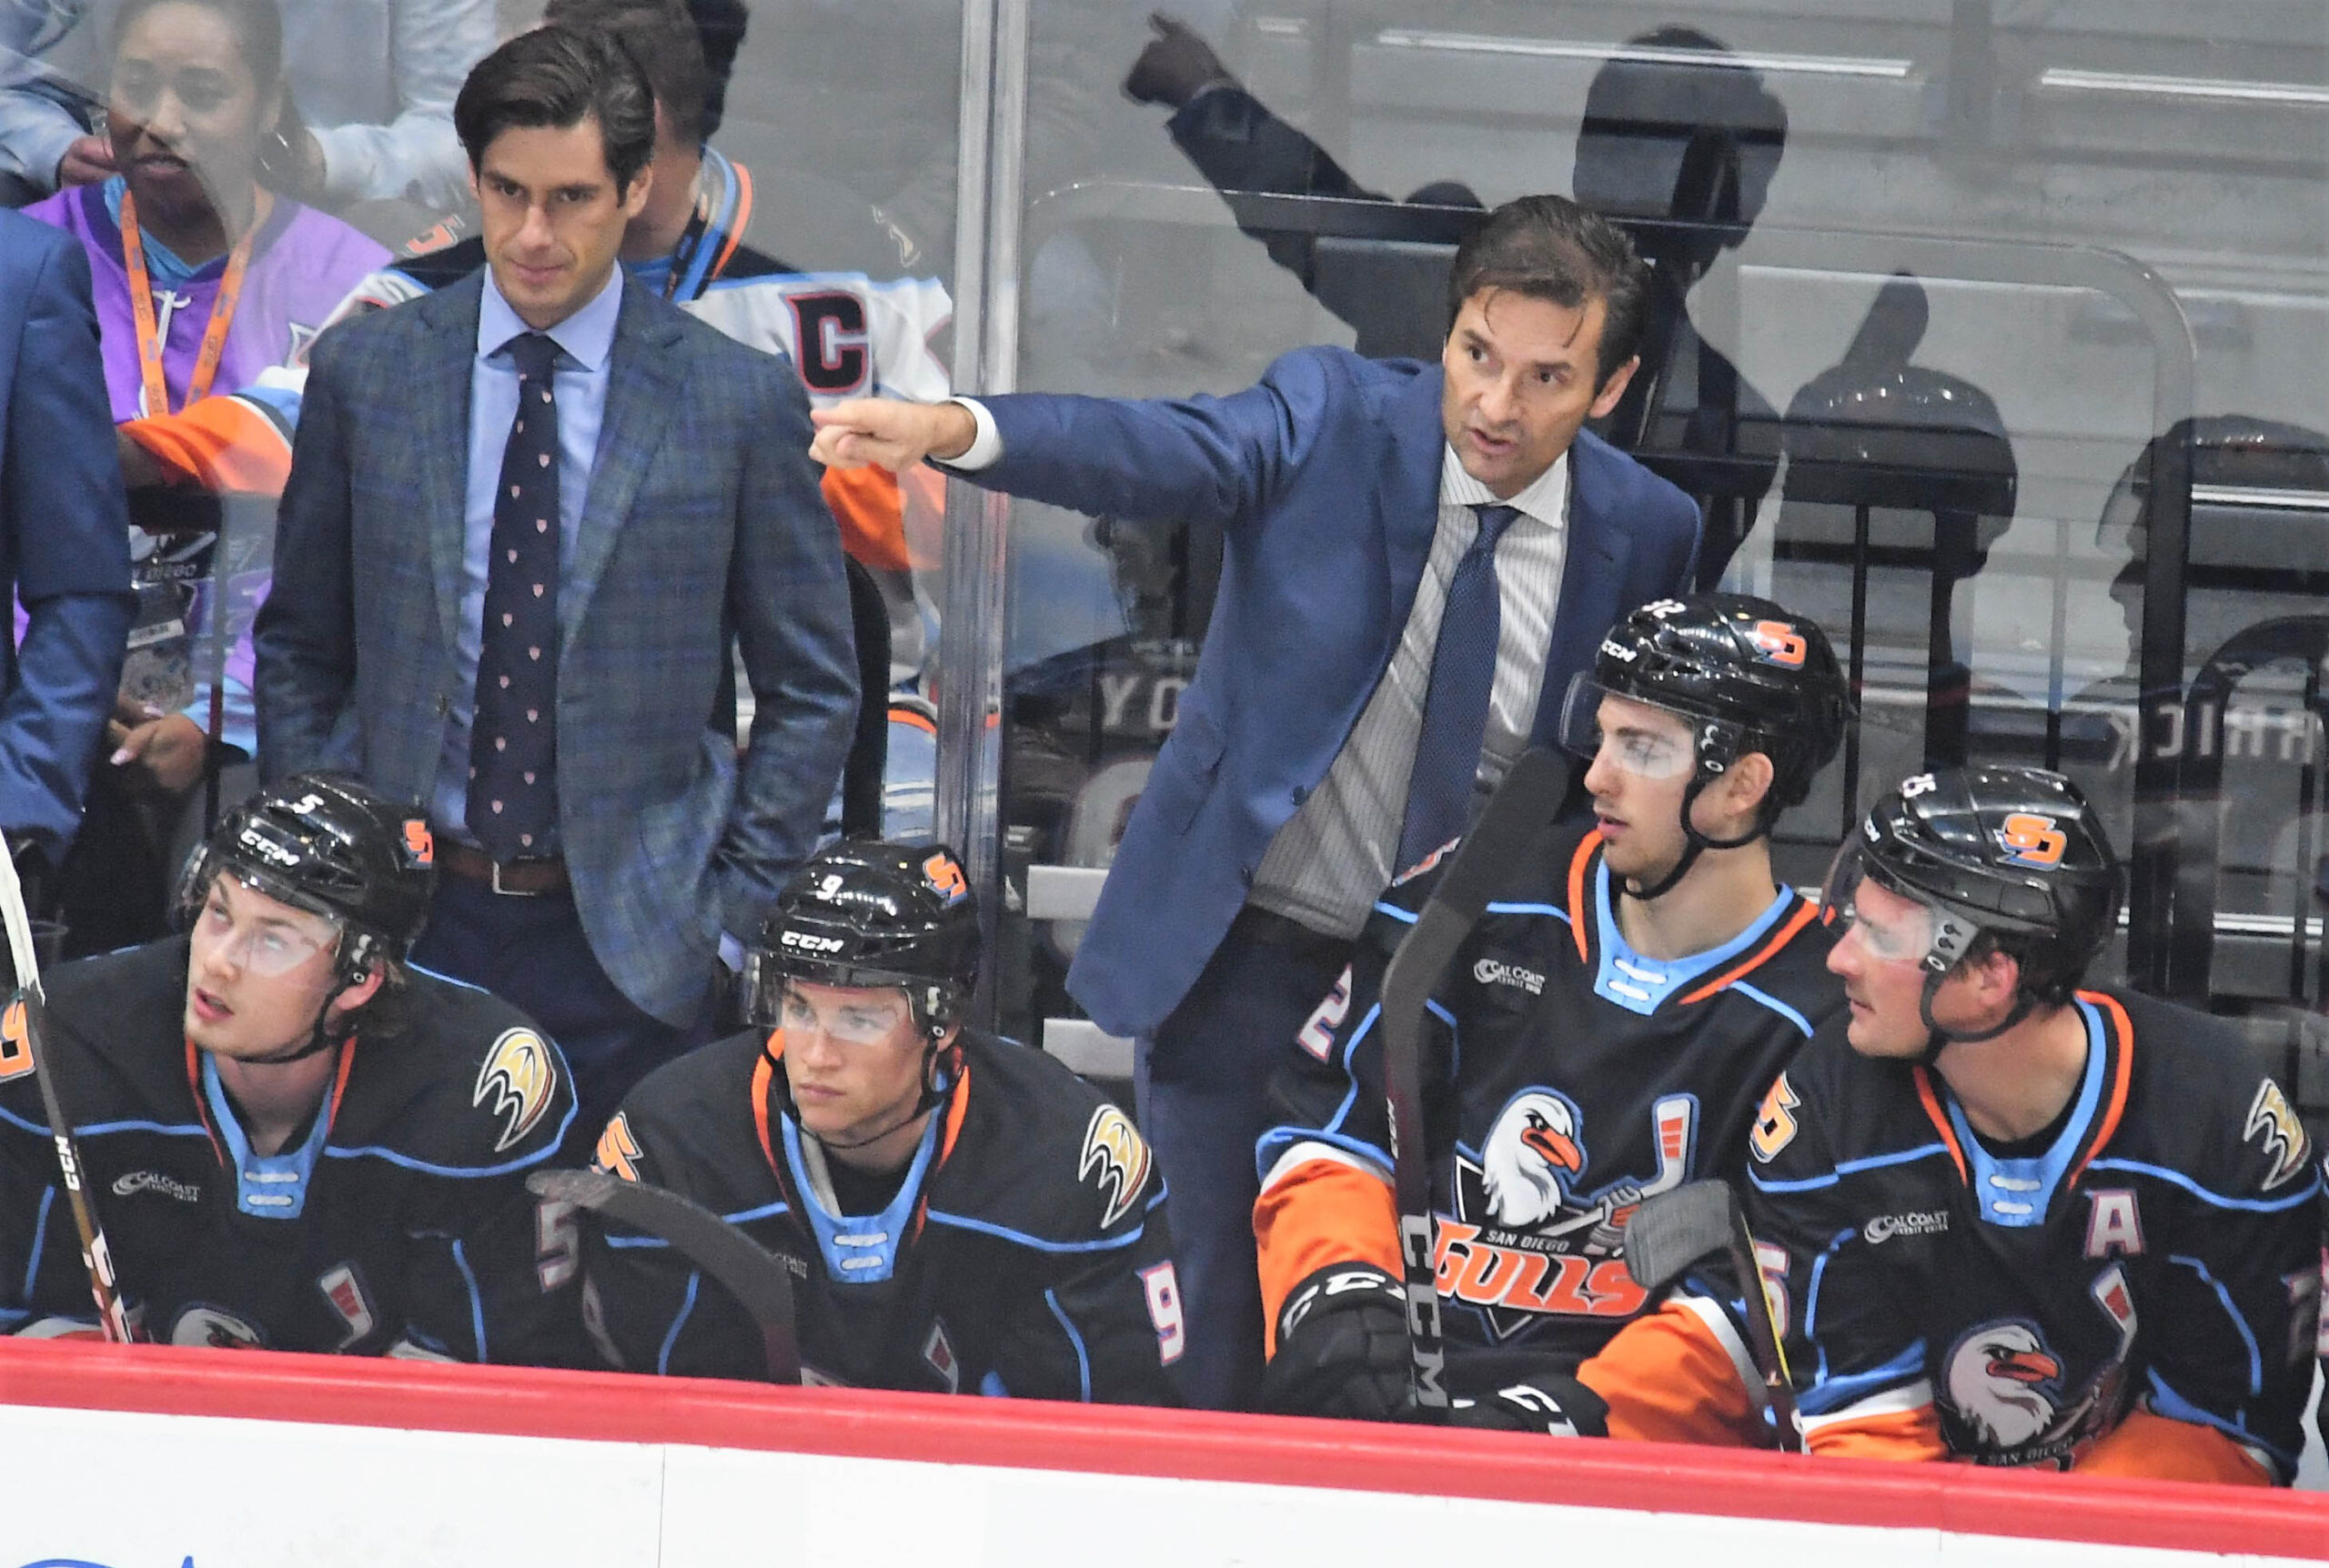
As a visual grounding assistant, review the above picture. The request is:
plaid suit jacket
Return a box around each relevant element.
[254,269,858,1026]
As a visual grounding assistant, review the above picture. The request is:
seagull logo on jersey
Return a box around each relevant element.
[1079,1105,1152,1229]
[474,1028,558,1153]
[1436,1091,1694,1340]
[1481,1091,1586,1228]
[168,1303,266,1350]
[1943,1320,2063,1449]
[2244,1078,2310,1190]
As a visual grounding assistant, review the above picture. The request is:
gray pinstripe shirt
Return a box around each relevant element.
[1249,447,1572,939]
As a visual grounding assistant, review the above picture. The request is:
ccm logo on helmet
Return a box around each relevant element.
[1995,813,2067,868]
[1749,620,1807,668]
[780,930,847,954]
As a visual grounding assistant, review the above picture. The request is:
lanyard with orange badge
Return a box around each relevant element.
[119,186,268,418]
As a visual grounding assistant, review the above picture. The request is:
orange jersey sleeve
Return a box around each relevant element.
[1577,1299,1763,1446]
[2074,1409,2273,1486]
[1253,1150,1399,1359]
[1802,1402,1949,1463]
[120,393,294,496]
[822,463,915,572]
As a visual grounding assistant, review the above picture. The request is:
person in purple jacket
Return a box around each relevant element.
[24,0,384,930]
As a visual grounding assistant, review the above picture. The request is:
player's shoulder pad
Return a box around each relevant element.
[15,939,190,1114]
[599,1029,771,1199]
[2101,987,2319,1201]
[345,968,577,1171]
[935,1031,1166,1247]
[1366,815,1580,935]
[1741,1017,1911,1183]
[1707,891,1849,1033]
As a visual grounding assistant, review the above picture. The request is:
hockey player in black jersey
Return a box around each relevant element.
[0,777,581,1362]
[1254,594,1850,1436]
[578,840,1185,1402]
[1701,766,2318,1483]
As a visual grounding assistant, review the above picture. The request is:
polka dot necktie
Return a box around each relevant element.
[1395,502,1520,872]
[467,331,561,860]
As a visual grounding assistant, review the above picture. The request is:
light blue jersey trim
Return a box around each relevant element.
[602,1197,796,1249]
[783,1108,943,1284]
[2168,1253,2262,1395]
[1748,1142,1952,1193]
[204,1053,331,1220]
[1590,863,1791,1015]
[659,1271,701,1375]
[1947,998,2105,1229]
[324,1097,579,1179]
[1729,982,1814,1039]
[1045,1288,1092,1402]
[449,1238,486,1362]
[2083,1160,2322,1213]
[1799,1342,1929,1418]
[24,1185,54,1302]
[1482,902,1569,920]
[923,1209,1150,1254]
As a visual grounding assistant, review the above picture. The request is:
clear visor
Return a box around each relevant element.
[1557,675,1699,781]
[741,949,919,1044]
[190,878,343,979]
[1820,842,1942,967]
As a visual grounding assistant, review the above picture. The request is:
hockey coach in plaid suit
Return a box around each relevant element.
[254,26,857,1135]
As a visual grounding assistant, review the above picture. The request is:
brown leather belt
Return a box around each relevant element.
[434,836,570,896]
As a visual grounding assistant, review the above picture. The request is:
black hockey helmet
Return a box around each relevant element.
[1558,593,1850,895]
[1825,766,2121,1041]
[742,840,982,1042]
[179,773,437,986]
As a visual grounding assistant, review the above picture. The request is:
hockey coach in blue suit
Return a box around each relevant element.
[812,194,1701,1409]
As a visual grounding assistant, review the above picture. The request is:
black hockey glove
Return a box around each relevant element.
[1445,1373,1608,1438]
[1257,1261,1415,1422]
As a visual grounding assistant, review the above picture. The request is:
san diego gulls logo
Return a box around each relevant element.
[2245,1078,2310,1191]
[1434,1090,1694,1341]
[1078,1105,1151,1229]
[474,1028,558,1153]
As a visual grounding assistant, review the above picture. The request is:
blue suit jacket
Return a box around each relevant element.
[254,270,858,1027]
[0,209,133,860]
[973,347,1700,1040]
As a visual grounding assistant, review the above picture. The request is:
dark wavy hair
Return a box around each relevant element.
[1446,194,1648,388]
[454,23,657,192]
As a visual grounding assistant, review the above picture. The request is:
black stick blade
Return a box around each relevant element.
[1623,1181,1739,1293]
[529,1167,803,1384]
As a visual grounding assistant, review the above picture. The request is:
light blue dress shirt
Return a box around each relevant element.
[429,263,621,849]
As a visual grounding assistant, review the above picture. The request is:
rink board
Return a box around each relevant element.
[0,1337,2321,1565]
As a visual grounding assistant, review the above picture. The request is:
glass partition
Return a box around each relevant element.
[961,1,2329,1068]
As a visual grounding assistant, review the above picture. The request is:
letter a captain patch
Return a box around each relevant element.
[2083,1188,2143,1260]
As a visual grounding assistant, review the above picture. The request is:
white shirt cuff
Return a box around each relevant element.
[943,397,1003,470]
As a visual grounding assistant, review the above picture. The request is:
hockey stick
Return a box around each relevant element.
[529,1168,802,1383]
[1376,746,1569,1414]
[0,848,134,1342]
[1624,1180,1802,1452]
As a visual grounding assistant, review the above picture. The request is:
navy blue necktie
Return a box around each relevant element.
[468,331,561,860]
[1396,503,1520,870]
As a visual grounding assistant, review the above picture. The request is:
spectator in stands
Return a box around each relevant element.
[812,194,1701,1410]
[0,206,136,905]
[0,0,490,217]
[21,0,387,950]
[254,25,856,1141]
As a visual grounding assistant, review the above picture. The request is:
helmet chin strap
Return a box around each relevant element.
[1617,772,1770,903]
[1911,967,2033,1064]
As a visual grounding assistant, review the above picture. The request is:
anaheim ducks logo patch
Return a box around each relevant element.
[2245,1078,2310,1191]
[1079,1105,1151,1228]
[474,1028,558,1153]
